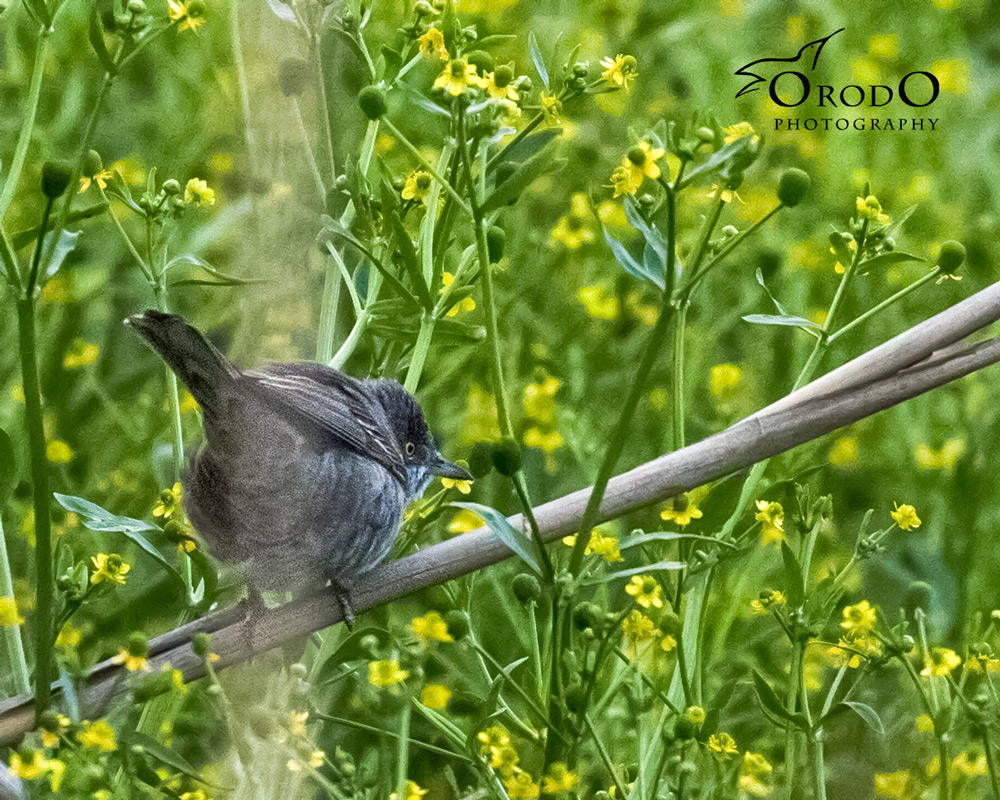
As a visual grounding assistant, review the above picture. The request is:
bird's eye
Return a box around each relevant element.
[405,442,415,456]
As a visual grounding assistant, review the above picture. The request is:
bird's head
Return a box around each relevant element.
[367,379,471,500]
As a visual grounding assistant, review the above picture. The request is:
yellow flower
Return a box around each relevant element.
[180,792,210,800]
[626,291,658,326]
[179,391,199,414]
[751,589,787,615]
[55,623,82,649]
[440,476,472,493]
[600,54,638,94]
[551,213,595,249]
[738,751,773,798]
[8,751,65,792]
[434,58,487,96]
[578,284,619,320]
[874,770,911,799]
[420,683,452,709]
[952,751,988,777]
[916,714,935,733]
[369,659,409,687]
[723,122,755,144]
[524,427,562,453]
[841,599,877,638]
[561,529,623,563]
[685,705,706,724]
[504,770,540,799]
[621,609,659,655]
[915,439,965,470]
[610,165,638,198]
[539,91,561,124]
[449,508,484,534]
[890,503,921,531]
[167,0,204,33]
[390,780,428,800]
[410,611,454,644]
[707,732,739,759]
[621,141,665,193]
[90,553,131,586]
[754,500,784,546]
[541,763,576,794]
[63,338,100,368]
[625,575,664,609]
[856,195,890,225]
[79,169,113,193]
[112,648,149,672]
[440,271,476,317]
[401,170,433,204]
[477,724,510,754]
[0,597,25,628]
[79,719,117,751]
[46,440,73,463]
[661,633,677,652]
[417,27,448,61]
[825,635,881,669]
[38,714,69,747]
[660,493,703,528]
[184,178,215,206]
[288,710,309,737]
[922,647,961,677]
[828,435,859,467]
[709,363,742,398]
[153,482,183,520]
[484,70,519,103]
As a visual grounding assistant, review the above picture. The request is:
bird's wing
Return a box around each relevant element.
[245,363,407,484]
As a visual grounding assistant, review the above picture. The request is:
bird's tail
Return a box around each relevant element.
[126,310,239,414]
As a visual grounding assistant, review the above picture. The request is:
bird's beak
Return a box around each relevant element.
[430,454,473,481]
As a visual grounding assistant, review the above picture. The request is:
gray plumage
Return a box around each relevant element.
[126,310,469,622]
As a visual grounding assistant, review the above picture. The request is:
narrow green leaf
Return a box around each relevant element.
[780,541,805,606]
[855,251,923,276]
[0,427,15,505]
[603,228,665,290]
[528,31,549,89]
[752,670,808,729]
[743,314,823,337]
[483,149,564,213]
[451,502,542,576]
[827,701,885,735]
[89,5,116,74]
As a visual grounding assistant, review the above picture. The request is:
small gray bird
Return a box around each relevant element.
[126,310,470,625]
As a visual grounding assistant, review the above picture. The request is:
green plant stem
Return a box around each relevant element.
[827,267,942,344]
[292,97,327,200]
[0,518,30,696]
[312,31,337,182]
[381,117,472,216]
[937,733,952,800]
[672,302,689,450]
[16,295,53,714]
[0,28,49,224]
[394,694,411,800]
[26,197,54,294]
[808,731,828,800]
[316,252,343,365]
[982,732,1000,800]
[583,713,629,799]
[404,312,436,393]
[229,0,257,165]
[785,640,802,799]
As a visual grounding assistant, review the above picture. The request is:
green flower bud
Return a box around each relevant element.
[572,62,589,78]
[442,610,469,640]
[192,632,213,658]
[279,57,310,98]
[696,126,715,143]
[161,178,181,196]
[905,581,934,614]
[358,634,381,657]
[468,442,494,478]
[564,683,585,713]
[127,631,149,657]
[289,662,308,680]
[777,168,811,207]
[493,64,515,87]
[464,50,493,74]
[673,716,696,740]
[937,240,966,275]
[512,573,541,604]
[358,86,388,120]
[487,226,505,262]
[133,672,173,702]
[41,161,72,199]
[572,602,600,631]
[413,0,434,15]
[187,0,204,14]
[127,0,146,14]
[82,149,104,177]
[899,634,916,653]
[491,437,521,476]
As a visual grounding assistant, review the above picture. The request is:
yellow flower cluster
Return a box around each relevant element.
[754,499,784,546]
[523,375,562,469]
[410,611,454,645]
[610,141,665,198]
[551,193,595,250]
[561,527,623,563]
[660,491,704,528]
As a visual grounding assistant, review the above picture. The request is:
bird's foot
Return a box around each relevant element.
[330,583,356,630]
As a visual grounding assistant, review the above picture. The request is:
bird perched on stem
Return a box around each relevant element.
[126,310,470,626]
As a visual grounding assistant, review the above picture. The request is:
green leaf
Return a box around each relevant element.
[315,627,391,684]
[855,251,923,276]
[528,31,549,89]
[603,228,665,290]
[89,4,116,74]
[53,493,186,591]
[827,701,885,735]
[752,670,808,730]
[166,254,269,288]
[482,149,564,213]
[492,128,562,172]
[126,732,221,785]
[677,136,758,189]
[39,229,81,280]
[451,502,542,576]
[0,427,15,506]
[22,0,52,27]
[319,227,421,308]
[780,541,805,606]
[382,194,433,309]
[742,314,823,337]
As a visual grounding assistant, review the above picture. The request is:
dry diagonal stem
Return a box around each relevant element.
[2,282,1000,744]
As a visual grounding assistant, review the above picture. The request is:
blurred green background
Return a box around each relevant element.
[2,0,1000,795]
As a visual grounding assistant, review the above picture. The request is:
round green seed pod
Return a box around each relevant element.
[486,226,505,262]
[442,610,469,640]
[358,86,388,120]
[279,57,310,97]
[464,50,493,74]
[905,581,934,614]
[491,436,521,476]
[41,161,72,199]
[512,573,541,604]
[82,149,103,176]
[192,632,213,658]
[468,442,494,478]
[127,631,149,657]
[673,716,696,740]
[937,240,966,274]
[777,168,811,207]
